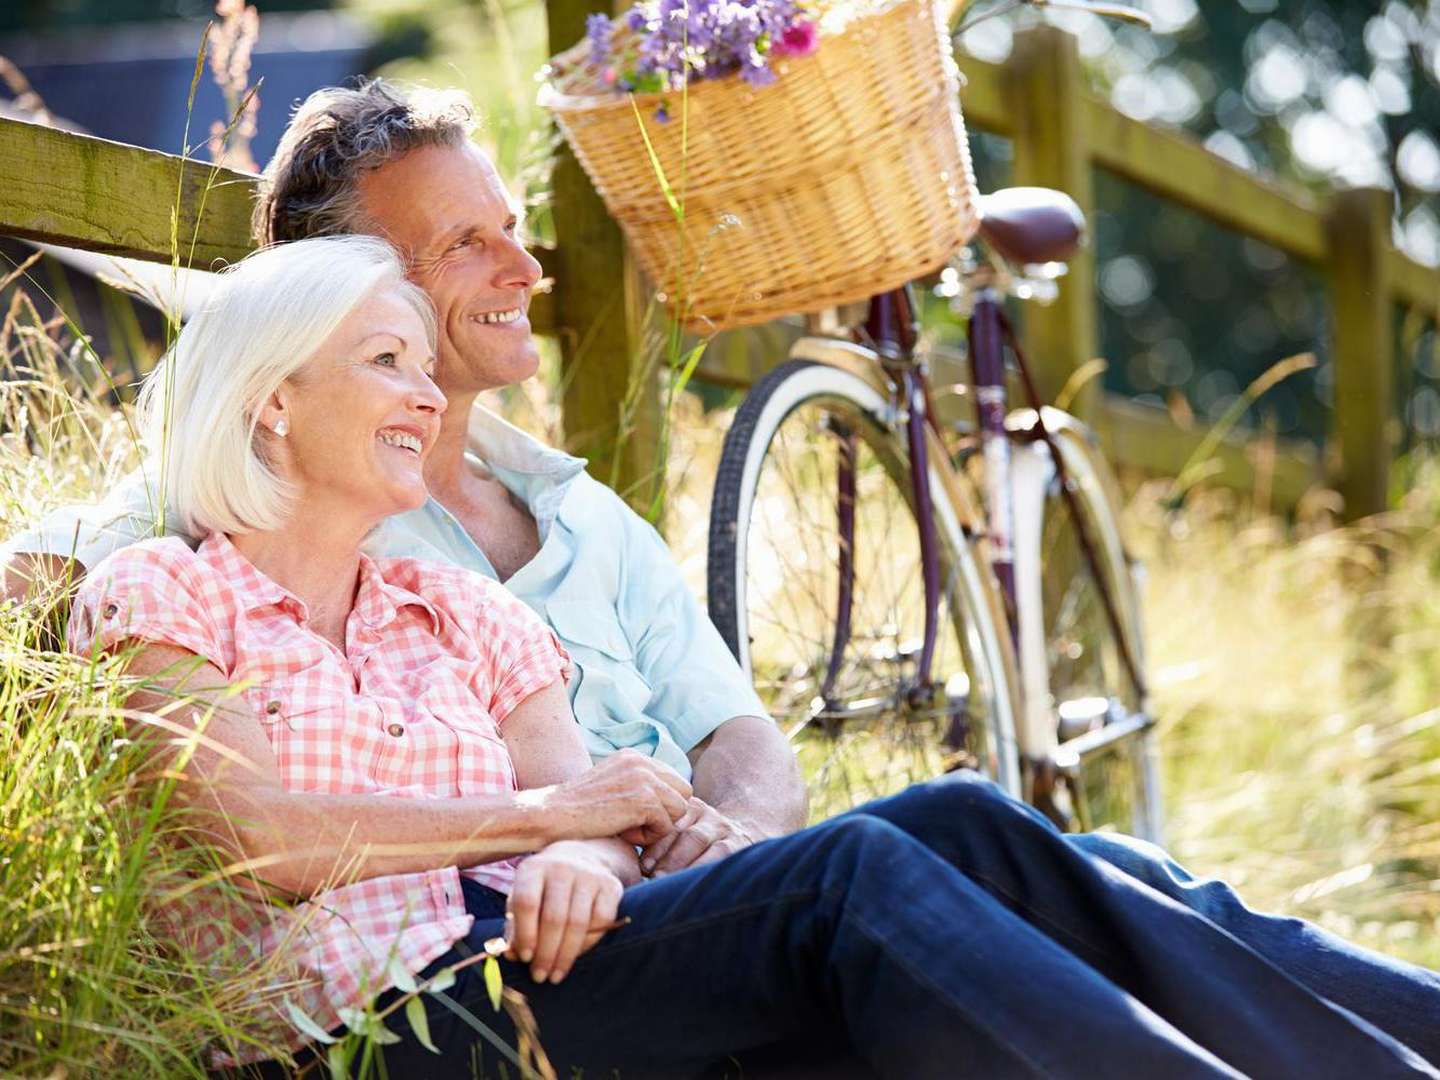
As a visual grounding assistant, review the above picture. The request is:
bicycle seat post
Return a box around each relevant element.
[968,287,1018,638]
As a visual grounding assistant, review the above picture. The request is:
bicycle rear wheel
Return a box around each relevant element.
[1008,409,1162,840]
[708,356,1020,819]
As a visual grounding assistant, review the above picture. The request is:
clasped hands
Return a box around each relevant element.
[504,750,757,984]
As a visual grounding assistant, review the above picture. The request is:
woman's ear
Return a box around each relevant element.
[255,388,291,439]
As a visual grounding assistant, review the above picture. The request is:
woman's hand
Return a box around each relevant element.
[505,839,628,984]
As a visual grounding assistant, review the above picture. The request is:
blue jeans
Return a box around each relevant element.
[347,773,1436,1079]
[1068,828,1440,1063]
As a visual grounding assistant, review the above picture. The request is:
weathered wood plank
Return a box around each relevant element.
[1327,187,1394,520]
[1099,395,1320,509]
[1007,26,1099,420]
[0,117,564,334]
[1389,249,1440,323]
[0,117,255,267]
[543,1,659,512]
[1084,99,1328,263]
[955,54,1010,135]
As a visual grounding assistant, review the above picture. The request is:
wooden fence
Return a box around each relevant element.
[1,18,1437,520]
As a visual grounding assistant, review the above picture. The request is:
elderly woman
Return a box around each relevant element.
[70,237,1440,1080]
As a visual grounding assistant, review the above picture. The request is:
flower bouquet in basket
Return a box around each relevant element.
[539,0,982,332]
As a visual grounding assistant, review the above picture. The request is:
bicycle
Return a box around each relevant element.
[705,0,1162,840]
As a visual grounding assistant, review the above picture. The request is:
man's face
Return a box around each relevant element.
[355,142,543,397]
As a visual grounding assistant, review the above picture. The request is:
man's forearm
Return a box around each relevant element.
[688,714,807,839]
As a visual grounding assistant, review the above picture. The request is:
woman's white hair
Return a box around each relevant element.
[139,234,436,537]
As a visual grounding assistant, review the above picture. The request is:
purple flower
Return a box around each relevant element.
[739,58,776,86]
[655,104,671,122]
[586,12,613,65]
[600,0,814,95]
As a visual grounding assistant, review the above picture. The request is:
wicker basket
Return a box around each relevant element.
[540,0,981,332]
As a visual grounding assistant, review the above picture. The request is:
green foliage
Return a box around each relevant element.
[0,341,294,1076]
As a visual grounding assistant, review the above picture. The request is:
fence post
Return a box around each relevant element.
[1326,186,1394,521]
[545,0,661,515]
[1006,24,1098,421]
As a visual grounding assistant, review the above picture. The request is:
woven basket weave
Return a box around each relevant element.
[540,0,981,332]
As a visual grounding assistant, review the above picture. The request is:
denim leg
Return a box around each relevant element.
[851,771,1440,1078]
[1071,828,1440,1063]
[378,815,1238,1080]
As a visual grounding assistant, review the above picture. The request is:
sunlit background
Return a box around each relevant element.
[3,14,1440,1076]
[3,0,1437,456]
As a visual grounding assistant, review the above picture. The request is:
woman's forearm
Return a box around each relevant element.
[203,759,682,899]
[209,784,560,899]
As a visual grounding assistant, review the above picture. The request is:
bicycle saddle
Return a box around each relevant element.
[976,187,1086,266]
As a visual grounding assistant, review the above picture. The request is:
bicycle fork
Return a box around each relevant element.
[822,287,944,715]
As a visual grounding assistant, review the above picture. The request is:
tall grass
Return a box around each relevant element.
[1133,479,1440,970]
[0,302,301,1076]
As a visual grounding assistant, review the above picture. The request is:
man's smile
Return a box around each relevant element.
[477,306,525,325]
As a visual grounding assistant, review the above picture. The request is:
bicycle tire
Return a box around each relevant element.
[1007,409,1163,841]
[708,357,1021,816]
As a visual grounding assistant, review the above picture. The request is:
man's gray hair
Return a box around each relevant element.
[253,79,475,245]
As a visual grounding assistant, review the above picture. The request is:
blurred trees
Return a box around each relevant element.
[0,1,330,35]
[958,1,1438,449]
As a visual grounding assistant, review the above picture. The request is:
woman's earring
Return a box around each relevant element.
[273,418,289,437]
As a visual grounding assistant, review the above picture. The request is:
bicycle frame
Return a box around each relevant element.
[829,283,1006,703]
[818,277,1147,823]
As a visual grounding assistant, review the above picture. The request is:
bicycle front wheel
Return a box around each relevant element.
[708,357,1020,819]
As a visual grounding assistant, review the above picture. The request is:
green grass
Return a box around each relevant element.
[0,315,301,1076]
[1134,478,1440,969]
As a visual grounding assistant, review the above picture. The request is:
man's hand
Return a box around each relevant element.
[640,796,757,877]
[531,749,693,847]
[505,840,626,984]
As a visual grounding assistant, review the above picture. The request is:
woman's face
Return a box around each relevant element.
[267,284,446,524]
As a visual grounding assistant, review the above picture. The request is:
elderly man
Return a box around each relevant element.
[5,81,1439,1077]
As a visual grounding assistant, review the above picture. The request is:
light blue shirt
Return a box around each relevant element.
[4,405,768,779]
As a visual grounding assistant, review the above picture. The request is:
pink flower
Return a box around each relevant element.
[603,66,619,84]
[772,21,818,58]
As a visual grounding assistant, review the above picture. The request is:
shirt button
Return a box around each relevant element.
[101,603,118,619]
[387,723,405,738]
[265,701,282,716]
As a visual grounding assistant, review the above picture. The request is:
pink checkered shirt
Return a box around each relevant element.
[68,532,571,1057]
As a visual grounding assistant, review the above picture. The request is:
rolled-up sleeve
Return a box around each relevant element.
[473,579,574,725]
[618,513,770,754]
[68,540,224,667]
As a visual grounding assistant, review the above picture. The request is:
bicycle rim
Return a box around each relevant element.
[708,360,1019,818]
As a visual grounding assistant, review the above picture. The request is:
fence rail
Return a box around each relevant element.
[1,17,1437,521]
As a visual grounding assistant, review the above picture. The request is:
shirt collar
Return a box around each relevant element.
[465,402,589,541]
[465,402,587,481]
[353,552,443,634]
[198,532,441,633]
[198,532,304,617]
